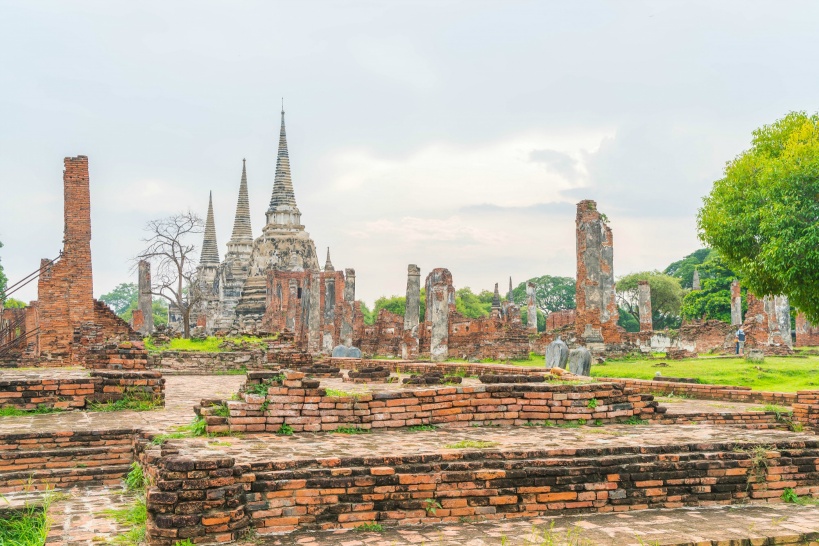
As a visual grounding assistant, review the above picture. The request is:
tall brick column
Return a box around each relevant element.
[340,268,355,347]
[37,156,96,361]
[526,282,537,331]
[731,280,743,326]
[575,200,621,344]
[638,280,652,333]
[425,268,454,362]
[137,260,154,335]
[402,264,421,360]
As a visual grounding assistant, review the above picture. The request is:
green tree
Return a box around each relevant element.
[698,111,819,322]
[520,307,546,331]
[3,298,26,309]
[615,271,684,330]
[455,287,493,318]
[99,283,138,316]
[680,254,745,323]
[664,248,714,289]
[368,289,426,324]
[617,307,640,332]
[360,302,375,325]
[510,275,575,315]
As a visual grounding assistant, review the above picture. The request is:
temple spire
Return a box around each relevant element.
[201,191,220,265]
[492,282,501,309]
[266,107,300,225]
[508,277,513,301]
[229,159,253,244]
[324,247,335,272]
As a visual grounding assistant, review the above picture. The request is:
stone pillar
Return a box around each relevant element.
[692,269,701,291]
[731,280,743,326]
[774,295,792,348]
[402,264,421,360]
[340,268,355,347]
[638,280,652,332]
[526,282,537,331]
[307,273,321,353]
[425,268,454,362]
[575,200,620,344]
[137,260,153,335]
[286,279,298,331]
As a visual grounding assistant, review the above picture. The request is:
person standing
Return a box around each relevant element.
[736,328,746,355]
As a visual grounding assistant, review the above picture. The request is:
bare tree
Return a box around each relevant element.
[135,212,204,338]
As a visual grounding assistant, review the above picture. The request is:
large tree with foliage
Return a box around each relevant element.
[615,271,684,330]
[99,282,169,327]
[698,111,819,322]
[510,275,576,314]
[664,248,714,289]
[680,253,745,323]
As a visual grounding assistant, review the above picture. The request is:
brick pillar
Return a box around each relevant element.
[526,282,537,331]
[638,280,652,332]
[575,200,620,344]
[402,264,421,360]
[137,260,153,335]
[307,273,321,353]
[731,280,743,326]
[425,268,454,362]
[340,268,355,347]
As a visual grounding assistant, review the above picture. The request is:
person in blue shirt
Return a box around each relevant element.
[736,328,746,355]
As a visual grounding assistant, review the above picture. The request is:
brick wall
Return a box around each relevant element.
[597,377,797,406]
[148,351,267,374]
[199,371,658,435]
[796,313,819,347]
[143,438,819,541]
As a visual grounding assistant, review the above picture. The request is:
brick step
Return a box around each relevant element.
[0,444,133,473]
[0,429,137,453]
[0,463,133,493]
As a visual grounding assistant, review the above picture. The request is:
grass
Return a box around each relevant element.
[104,497,146,545]
[124,462,145,491]
[445,440,500,449]
[324,388,362,398]
[0,491,54,546]
[353,522,384,532]
[407,424,438,432]
[88,390,163,412]
[781,487,819,505]
[143,335,270,353]
[277,423,294,435]
[0,404,64,417]
[750,403,791,413]
[590,354,819,392]
[331,426,370,434]
[151,416,207,444]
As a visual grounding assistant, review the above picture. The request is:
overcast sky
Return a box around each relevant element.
[2,1,817,306]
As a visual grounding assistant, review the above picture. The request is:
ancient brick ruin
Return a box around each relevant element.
[574,200,622,346]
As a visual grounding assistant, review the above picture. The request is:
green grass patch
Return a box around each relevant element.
[590,354,819,392]
[353,522,384,532]
[104,496,146,545]
[407,424,438,432]
[524,420,555,427]
[0,404,64,417]
[324,388,361,398]
[124,462,145,491]
[750,404,791,414]
[143,335,269,353]
[277,423,294,435]
[781,487,819,505]
[331,426,370,434]
[445,440,500,449]
[0,492,53,546]
[151,417,207,445]
[621,416,650,425]
[88,390,163,412]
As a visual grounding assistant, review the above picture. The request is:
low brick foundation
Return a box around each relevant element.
[0,370,165,410]
[143,437,819,542]
[199,371,659,435]
[0,429,137,493]
[148,351,267,375]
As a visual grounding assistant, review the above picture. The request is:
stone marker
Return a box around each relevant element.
[745,348,764,363]
[545,337,569,369]
[332,345,362,358]
[568,347,592,376]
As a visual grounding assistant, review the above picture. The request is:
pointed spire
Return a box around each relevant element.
[324,247,335,272]
[201,191,220,265]
[267,107,299,214]
[228,159,253,244]
[508,277,514,301]
[492,282,501,308]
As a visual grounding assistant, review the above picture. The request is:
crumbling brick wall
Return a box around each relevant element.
[35,157,137,365]
[796,313,819,347]
[546,309,575,331]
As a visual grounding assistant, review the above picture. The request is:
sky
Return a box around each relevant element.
[1,1,818,307]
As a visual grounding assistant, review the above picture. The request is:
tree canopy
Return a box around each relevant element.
[698,111,819,322]
[3,298,26,309]
[615,271,684,330]
[664,248,714,289]
[680,253,745,323]
[99,282,169,327]
[510,275,575,314]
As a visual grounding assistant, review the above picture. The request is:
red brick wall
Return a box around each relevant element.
[796,313,819,347]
